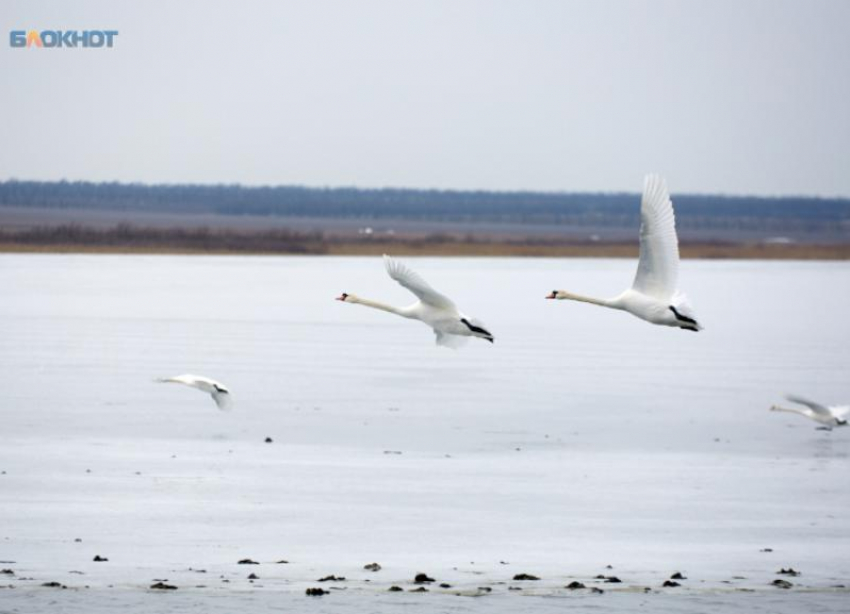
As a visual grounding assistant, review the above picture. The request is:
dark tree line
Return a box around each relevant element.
[1,180,848,230]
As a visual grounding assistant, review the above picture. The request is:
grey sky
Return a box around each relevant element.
[2,0,849,197]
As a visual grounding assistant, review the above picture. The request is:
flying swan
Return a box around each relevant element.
[336,254,495,347]
[157,374,233,410]
[546,174,701,331]
[770,394,848,430]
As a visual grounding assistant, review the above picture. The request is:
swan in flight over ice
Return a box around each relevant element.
[546,174,701,332]
[770,394,848,430]
[157,374,233,410]
[336,254,495,347]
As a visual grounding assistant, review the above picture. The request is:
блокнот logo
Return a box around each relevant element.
[10,30,118,48]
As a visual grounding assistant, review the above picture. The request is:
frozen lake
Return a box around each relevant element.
[1,254,848,612]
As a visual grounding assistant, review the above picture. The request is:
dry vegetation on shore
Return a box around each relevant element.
[1,224,848,259]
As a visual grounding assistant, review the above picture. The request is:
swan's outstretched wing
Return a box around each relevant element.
[435,330,469,348]
[158,374,232,410]
[785,394,832,417]
[384,254,457,309]
[631,174,680,301]
[211,389,233,411]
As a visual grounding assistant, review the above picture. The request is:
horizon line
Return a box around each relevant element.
[1,176,849,203]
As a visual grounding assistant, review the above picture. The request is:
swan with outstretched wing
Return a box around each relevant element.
[337,255,494,347]
[157,374,233,410]
[547,174,701,331]
[771,394,849,430]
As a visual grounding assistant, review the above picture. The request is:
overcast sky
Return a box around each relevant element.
[2,0,848,196]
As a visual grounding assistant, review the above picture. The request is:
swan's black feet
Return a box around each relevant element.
[669,306,699,331]
[460,317,495,342]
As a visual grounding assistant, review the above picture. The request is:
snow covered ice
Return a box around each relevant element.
[1,255,848,612]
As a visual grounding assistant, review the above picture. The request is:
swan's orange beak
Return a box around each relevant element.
[545,291,557,299]
[335,292,348,301]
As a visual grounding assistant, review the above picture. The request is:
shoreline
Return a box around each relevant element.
[2,241,849,259]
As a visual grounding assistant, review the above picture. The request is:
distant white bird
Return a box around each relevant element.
[336,254,494,347]
[157,374,233,410]
[546,174,701,332]
[770,394,849,430]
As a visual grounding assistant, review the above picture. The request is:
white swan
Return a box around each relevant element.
[157,374,233,410]
[546,174,701,332]
[770,394,848,430]
[336,254,494,347]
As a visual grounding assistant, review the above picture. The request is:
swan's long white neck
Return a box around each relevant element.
[771,405,807,416]
[347,295,410,317]
[555,290,617,309]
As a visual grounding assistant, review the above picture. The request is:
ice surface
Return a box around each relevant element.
[0,255,848,612]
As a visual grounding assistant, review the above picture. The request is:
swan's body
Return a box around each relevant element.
[337,254,494,347]
[770,394,848,430]
[547,175,701,332]
[157,374,232,410]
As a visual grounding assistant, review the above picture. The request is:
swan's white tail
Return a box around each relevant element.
[435,330,469,349]
[672,292,703,331]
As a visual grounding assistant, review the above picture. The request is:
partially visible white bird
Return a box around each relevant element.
[157,374,233,410]
[546,174,701,332]
[336,254,494,347]
[770,394,849,430]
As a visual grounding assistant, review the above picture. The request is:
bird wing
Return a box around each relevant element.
[211,389,232,411]
[785,394,832,417]
[384,254,457,309]
[159,375,232,410]
[631,174,680,301]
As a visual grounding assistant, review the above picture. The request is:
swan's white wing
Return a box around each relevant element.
[384,254,457,309]
[190,375,219,387]
[212,389,233,411]
[159,374,219,389]
[785,394,832,417]
[159,374,231,410]
[631,174,680,301]
[435,330,469,349]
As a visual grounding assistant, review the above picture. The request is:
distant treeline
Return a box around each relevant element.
[1,180,849,231]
